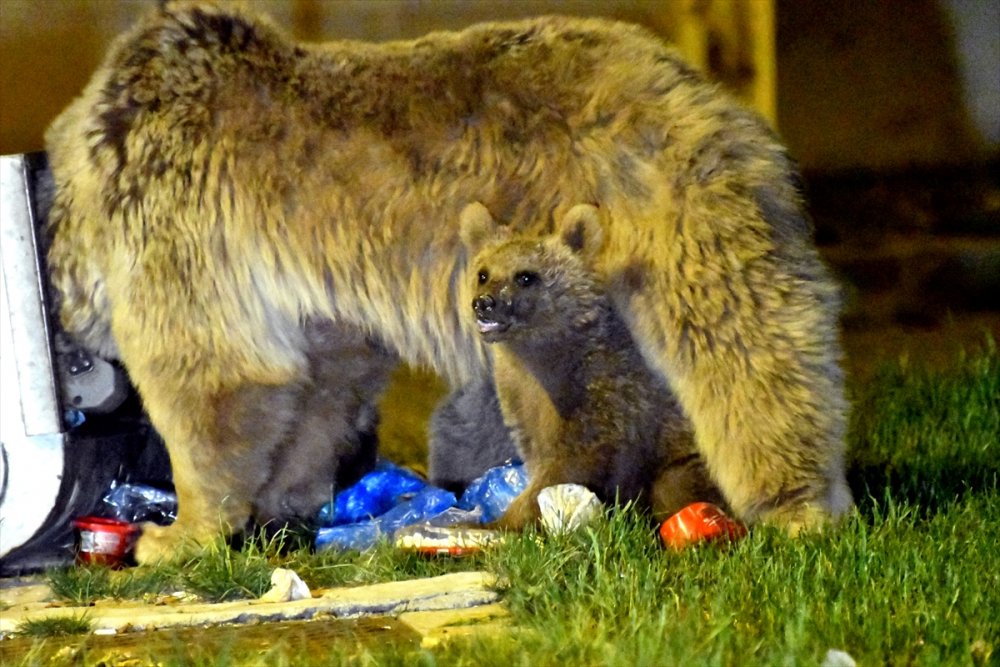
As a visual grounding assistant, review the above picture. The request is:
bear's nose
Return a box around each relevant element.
[473,294,496,314]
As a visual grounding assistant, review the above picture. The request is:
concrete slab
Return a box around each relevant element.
[0,571,500,636]
[0,578,52,608]
[398,602,511,647]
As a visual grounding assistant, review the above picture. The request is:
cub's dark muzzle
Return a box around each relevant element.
[473,293,510,335]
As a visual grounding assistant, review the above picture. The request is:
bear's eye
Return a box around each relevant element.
[477,270,489,285]
[515,271,539,288]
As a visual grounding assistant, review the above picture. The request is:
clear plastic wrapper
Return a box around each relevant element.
[394,524,505,556]
[425,506,484,526]
[101,480,177,525]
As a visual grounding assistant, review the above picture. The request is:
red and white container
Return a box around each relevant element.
[659,502,747,550]
[394,524,505,557]
[73,516,139,566]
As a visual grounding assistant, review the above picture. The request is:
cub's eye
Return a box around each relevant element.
[515,271,539,287]
[477,270,489,285]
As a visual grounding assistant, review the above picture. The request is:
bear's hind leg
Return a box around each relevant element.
[649,452,727,522]
[254,320,397,523]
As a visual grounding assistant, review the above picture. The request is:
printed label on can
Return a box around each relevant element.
[79,530,123,555]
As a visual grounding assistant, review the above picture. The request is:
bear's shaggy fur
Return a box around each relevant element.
[45,1,852,562]
[460,202,724,528]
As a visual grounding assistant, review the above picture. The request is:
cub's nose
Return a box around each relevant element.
[473,294,496,316]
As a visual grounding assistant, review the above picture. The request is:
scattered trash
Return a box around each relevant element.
[316,460,427,527]
[73,516,139,567]
[315,487,458,551]
[63,408,86,429]
[102,481,177,525]
[314,459,525,552]
[821,649,857,667]
[537,484,603,535]
[259,568,311,603]
[658,502,747,549]
[395,525,505,556]
[456,460,527,524]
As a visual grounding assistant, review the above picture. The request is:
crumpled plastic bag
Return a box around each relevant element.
[102,481,177,525]
[313,459,527,552]
[315,486,458,551]
[537,484,603,535]
[457,460,527,524]
[315,460,427,527]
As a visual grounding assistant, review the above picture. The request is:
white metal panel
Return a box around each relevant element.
[0,154,61,435]
[0,153,66,558]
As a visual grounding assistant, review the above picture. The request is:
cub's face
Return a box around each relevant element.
[470,238,592,345]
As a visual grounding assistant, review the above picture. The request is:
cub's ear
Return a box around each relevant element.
[558,204,604,260]
[459,202,503,254]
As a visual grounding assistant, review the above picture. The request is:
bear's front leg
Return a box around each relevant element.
[254,320,397,522]
[122,349,307,565]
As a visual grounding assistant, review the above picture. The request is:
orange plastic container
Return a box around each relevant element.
[659,502,747,550]
[73,516,139,566]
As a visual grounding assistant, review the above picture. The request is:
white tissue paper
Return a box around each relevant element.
[259,567,311,602]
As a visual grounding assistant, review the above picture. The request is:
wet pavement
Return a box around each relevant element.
[0,572,509,664]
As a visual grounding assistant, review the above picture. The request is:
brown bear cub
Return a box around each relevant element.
[460,202,724,529]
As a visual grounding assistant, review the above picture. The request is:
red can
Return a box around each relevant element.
[659,502,747,550]
[73,516,139,567]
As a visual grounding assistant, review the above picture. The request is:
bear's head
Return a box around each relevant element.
[458,202,607,345]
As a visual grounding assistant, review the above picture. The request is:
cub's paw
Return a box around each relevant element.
[489,492,541,532]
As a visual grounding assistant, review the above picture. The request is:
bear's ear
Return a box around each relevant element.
[459,202,505,254]
[558,204,604,260]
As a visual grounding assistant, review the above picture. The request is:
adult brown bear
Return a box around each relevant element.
[44,1,852,562]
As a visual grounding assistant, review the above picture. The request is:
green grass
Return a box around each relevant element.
[46,526,482,605]
[39,341,1000,665]
[849,337,999,510]
[13,614,92,638]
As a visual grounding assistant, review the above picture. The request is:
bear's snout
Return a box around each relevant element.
[473,293,496,316]
[473,293,512,337]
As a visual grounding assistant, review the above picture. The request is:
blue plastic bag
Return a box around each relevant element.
[315,486,457,551]
[458,460,527,524]
[315,459,427,527]
[313,458,528,552]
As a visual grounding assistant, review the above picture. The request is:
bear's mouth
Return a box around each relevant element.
[477,318,510,337]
